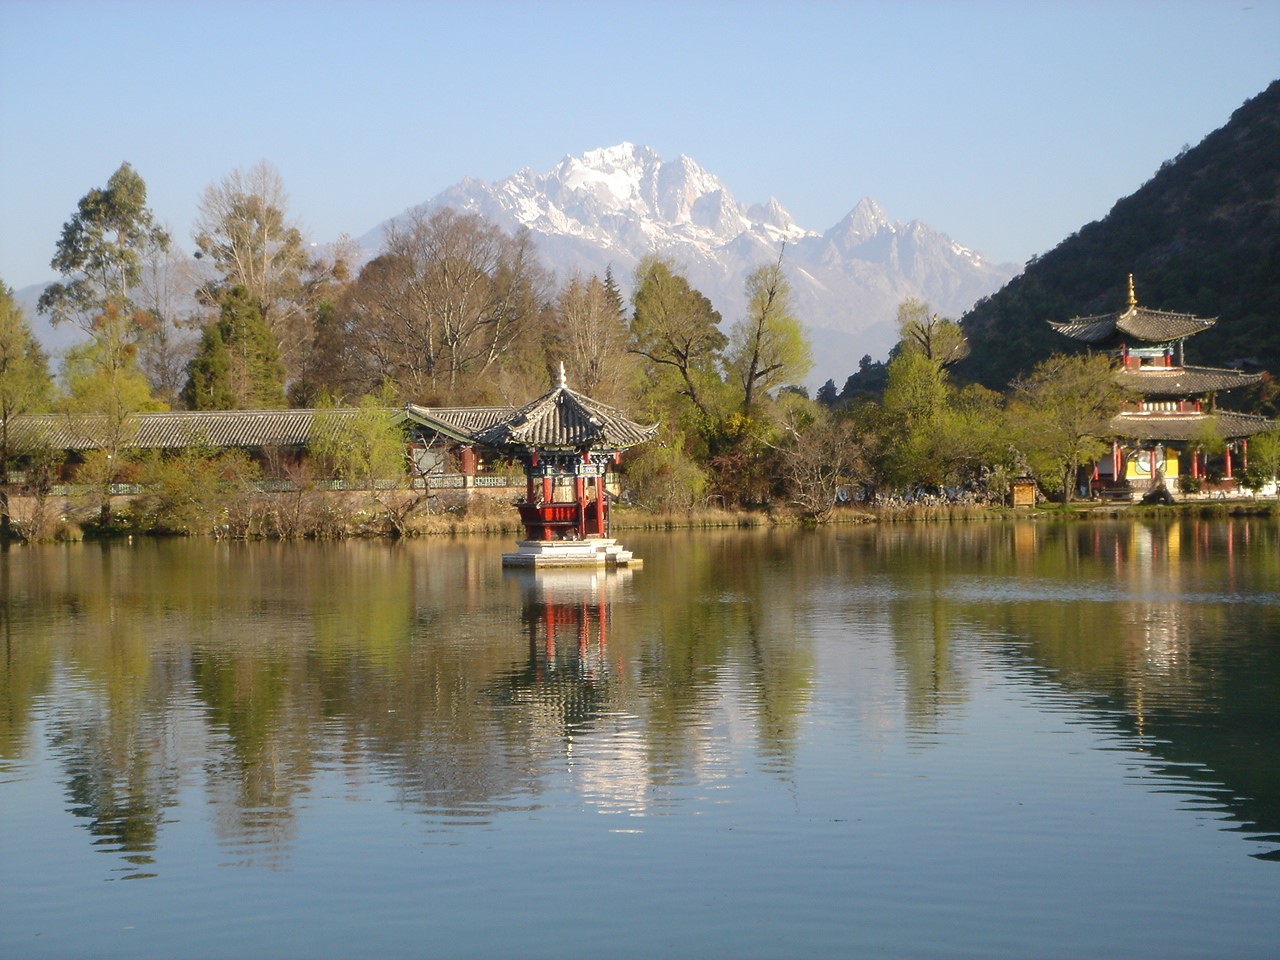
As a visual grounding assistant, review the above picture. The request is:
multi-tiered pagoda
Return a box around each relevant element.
[1049,277,1272,496]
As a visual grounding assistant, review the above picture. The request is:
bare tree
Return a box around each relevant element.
[193,162,316,376]
[352,208,549,401]
[551,271,635,404]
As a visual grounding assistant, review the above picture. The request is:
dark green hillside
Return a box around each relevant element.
[959,79,1280,390]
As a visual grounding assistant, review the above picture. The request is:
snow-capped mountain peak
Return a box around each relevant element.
[361,144,1019,383]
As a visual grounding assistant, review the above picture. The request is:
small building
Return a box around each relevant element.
[474,366,657,567]
[1049,277,1275,498]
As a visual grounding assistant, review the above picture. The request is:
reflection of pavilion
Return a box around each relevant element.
[490,570,632,731]
[516,568,630,676]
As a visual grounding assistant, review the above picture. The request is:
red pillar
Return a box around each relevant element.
[1242,439,1249,472]
[460,447,478,476]
[594,474,606,535]
[575,450,590,537]
[1225,444,1234,479]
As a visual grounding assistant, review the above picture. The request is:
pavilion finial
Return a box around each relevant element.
[1127,274,1137,309]
[558,361,567,389]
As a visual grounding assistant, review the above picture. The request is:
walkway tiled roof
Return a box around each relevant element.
[9,408,384,452]
[1112,365,1262,396]
[1111,409,1275,442]
[401,405,514,443]
[475,373,657,451]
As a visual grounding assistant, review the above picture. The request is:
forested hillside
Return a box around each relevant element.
[958,79,1280,389]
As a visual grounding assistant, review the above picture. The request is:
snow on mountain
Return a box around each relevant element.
[360,143,1019,387]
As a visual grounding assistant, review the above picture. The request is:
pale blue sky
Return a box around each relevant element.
[2,0,1278,293]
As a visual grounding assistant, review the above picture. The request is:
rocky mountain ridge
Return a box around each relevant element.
[362,142,1020,387]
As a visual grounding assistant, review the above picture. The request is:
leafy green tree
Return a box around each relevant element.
[136,445,260,536]
[629,256,727,421]
[184,285,286,409]
[896,297,969,367]
[38,162,170,332]
[726,258,812,414]
[1249,429,1280,482]
[877,351,951,488]
[1010,352,1127,501]
[183,323,234,410]
[39,163,167,524]
[60,302,165,524]
[311,390,425,535]
[620,424,709,513]
[0,283,55,538]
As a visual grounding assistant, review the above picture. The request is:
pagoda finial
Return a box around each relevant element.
[1127,274,1137,309]
[558,361,567,389]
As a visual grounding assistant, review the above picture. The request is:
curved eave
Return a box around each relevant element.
[1111,410,1275,443]
[1112,365,1262,396]
[476,386,658,451]
[1049,306,1216,345]
[1114,306,1216,342]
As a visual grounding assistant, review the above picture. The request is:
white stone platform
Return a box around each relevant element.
[501,537,641,568]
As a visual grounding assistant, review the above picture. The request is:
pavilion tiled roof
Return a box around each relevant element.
[9,408,384,452]
[1111,409,1275,442]
[474,371,658,451]
[1112,365,1262,396]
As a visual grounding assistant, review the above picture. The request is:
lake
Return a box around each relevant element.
[2,520,1279,959]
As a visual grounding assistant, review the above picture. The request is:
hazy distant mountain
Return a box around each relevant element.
[361,143,1019,387]
[958,80,1280,391]
[11,282,86,359]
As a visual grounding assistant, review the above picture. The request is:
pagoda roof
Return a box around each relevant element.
[1112,365,1262,396]
[1050,305,1216,344]
[474,368,657,452]
[1111,409,1275,443]
[1048,275,1217,344]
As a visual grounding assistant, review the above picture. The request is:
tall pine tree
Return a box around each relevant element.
[184,285,286,409]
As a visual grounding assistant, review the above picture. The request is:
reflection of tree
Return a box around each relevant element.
[961,519,1280,859]
[3,531,824,866]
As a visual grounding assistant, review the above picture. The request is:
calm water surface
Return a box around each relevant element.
[2,520,1279,958]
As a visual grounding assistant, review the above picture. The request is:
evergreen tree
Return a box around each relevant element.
[184,285,286,409]
[184,323,234,410]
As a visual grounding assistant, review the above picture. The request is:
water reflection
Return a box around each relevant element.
[2,520,1279,879]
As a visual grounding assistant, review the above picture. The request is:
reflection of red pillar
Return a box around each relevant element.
[544,605,556,659]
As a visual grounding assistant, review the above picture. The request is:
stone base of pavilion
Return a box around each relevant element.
[501,536,641,569]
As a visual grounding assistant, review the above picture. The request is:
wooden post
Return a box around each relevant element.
[1225,444,1234,479]
[594,473,606,535]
